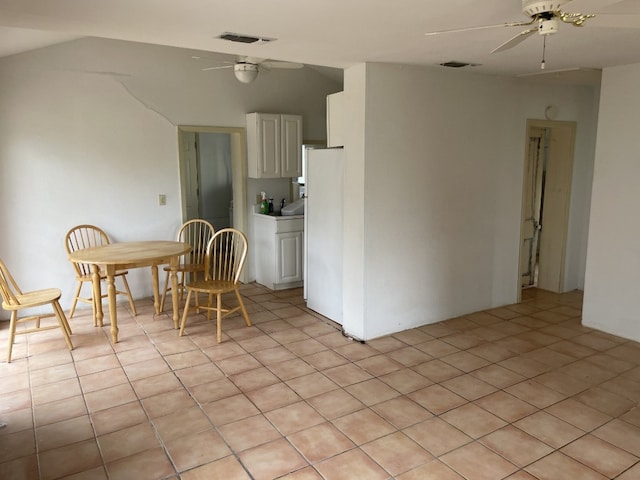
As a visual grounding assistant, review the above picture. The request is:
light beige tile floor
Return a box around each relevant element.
[1,285,640,479]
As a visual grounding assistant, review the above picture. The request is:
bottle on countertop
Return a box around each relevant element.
[260,192,269,214]
[268,198,274,213]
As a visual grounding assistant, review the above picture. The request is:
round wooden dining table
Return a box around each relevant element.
[68,240,191,343]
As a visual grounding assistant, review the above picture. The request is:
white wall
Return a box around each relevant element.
[0,37,341,317]
[341,63,599,340]
[583,62,640,341]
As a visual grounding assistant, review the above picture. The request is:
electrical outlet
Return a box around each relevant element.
[158,194,167,206]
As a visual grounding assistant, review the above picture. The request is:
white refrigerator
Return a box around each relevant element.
[304,147,344,325]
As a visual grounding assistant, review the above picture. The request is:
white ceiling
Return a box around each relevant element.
[1,0,640,84]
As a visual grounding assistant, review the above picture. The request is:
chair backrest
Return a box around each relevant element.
[178,219,215,266]
[65,224,111,277]
[204,228,248,284]
[0,258,23,307]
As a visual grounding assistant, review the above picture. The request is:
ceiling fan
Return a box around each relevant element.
[200,56,304,84]
[425,0,636,60]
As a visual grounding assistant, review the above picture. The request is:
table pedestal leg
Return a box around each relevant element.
[105,265,118,343]
[151,265,160,314]
[91,265,103,327]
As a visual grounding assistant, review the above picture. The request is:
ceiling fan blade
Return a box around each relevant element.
[261,61,304,69]
[517,67,602,84]
[425,20,534,36]
[201,65,234,71]
[242,56,265,64]
[491,27,538,53]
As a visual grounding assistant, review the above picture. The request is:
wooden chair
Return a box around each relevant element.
[65,225,137,325]
[159,219,215,312]
[0,258,73,363]
[179,228,251,342]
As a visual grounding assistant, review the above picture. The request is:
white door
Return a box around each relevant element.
[537,123,575,292]
[257,113,281,177]
[180,131,200,220]
[518,120,576,294]
[305,149,344,324]
[520,127,545,288]
[276,231,304,284]
[281,115,303,177]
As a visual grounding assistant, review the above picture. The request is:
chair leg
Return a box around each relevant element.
[234,289,252,327]
[177,272,185,304]
[159,271,170,312]
[53,301,74,350]
[120,275,137,316]
[68,281,83,319]
[179,290,194,336]
[216,293,223,343]
[7,311,17,363]
[207,293,213,321]
[54,300,73,337]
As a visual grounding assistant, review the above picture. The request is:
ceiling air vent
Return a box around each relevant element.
[217,32,275,44]
[439,61,480,68]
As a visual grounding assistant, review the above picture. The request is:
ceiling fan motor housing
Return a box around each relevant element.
[234,63,259,83]
[539,18,560,35]
[522,0,568,16]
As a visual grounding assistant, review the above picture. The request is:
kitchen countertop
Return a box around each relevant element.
[253,208,303,220]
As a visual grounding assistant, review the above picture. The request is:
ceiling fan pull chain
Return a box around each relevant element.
[541,35,547,70]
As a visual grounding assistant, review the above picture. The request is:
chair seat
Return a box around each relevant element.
[162,263,204,273]
[186,279,236,294]
[3,288,62,310]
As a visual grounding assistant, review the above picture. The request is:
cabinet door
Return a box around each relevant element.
[259,114,281,177]
[276,231,303,284]
[247,113,281,178]
[280,115,302,178]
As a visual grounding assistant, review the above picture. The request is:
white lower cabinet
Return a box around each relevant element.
[254,213,304,290]
[276,231,303,285]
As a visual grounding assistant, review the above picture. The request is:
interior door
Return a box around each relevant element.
[179,131,200,220]
[536,123,575,292]
[518,120,576,294]
[520,127,545,288]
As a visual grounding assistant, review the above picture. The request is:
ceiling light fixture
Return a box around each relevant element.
[234,63,259,83]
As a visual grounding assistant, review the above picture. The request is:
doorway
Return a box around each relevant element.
[518,119,576,297]
[177,125,248,279]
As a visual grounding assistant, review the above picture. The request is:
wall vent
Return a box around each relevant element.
[439,61,480,68]
[217,32,275,44]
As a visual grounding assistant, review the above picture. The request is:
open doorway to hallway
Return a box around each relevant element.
[177,126,247,232]
[177,125,248,282]
[519,120,576,297]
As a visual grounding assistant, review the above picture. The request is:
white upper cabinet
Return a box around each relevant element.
[326,92,344,148]
[247,113,302,178]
